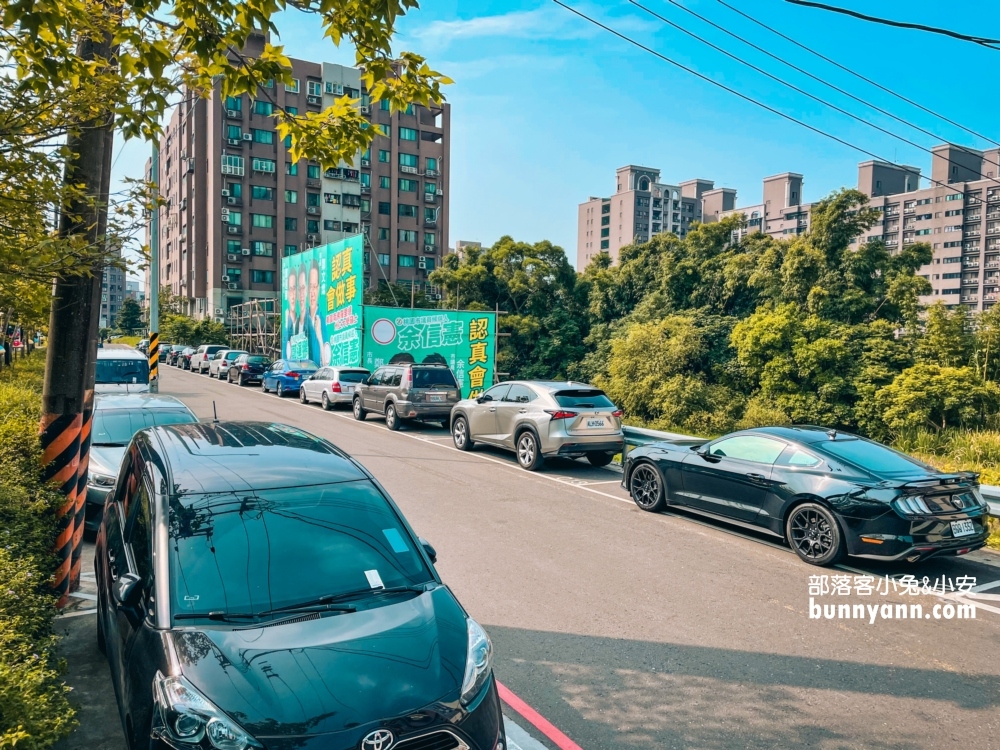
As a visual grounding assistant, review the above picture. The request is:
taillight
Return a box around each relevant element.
[545,410,578,420]
[331,382,342,393]
[241,364,250,370]
[403,369,412,389]
[612,410,623,417]
[286,371,299,378]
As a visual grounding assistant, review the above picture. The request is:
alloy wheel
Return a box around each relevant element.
[517,432,540,469]
[300,387,308,404]
[322,392,331,410]
[277,383,284,397]
[453,418,467,448]
[789,508,835,561]
[630,464,664,511]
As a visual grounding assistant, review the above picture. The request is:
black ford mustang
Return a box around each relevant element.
[622,426,991,566]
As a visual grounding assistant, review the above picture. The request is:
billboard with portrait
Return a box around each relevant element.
[280,236,364,368]
[362,306,496,398]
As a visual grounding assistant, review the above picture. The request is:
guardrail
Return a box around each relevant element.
[622,426,1000,516]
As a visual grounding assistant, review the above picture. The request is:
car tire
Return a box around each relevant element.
[238,374,246,387]
[385,403,401,431]
[353,397,367,421]
[322,392,332,411]
[516,430,544,471]
[300,387,308,404]
[452,415,474,451]
[586,451,615,467]
[277,382,285,397]
[629,462,666,512]
[786,502,846,566]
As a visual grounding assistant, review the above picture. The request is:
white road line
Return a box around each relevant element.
[56,608,97,619]
[971,579,1000,593]
[503,716,549,750]
[69,591,98,601]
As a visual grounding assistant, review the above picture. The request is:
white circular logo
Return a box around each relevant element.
[361,729,394,750]
[371,318,396,345]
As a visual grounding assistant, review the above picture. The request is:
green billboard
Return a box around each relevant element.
[362,306,496,398]
[280,236,364,367]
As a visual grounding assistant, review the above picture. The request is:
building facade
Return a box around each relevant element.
[125,280,145,304]
[100,252,125,329]
[146,34,450,321]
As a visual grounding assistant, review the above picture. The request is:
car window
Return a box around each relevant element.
[337,370,369,383]
[708,435,786,464]
[778,446,823,468]
[481,384,510,402]
[412,368,458,388]
[504,384,535,403]
[815,438,930,476]
[126,480,152,584]
[553,389,615,408]
[388,368,402,387]
[288,361,318,370]
[168,481,435,622]
[247,356,269,365]
[92,409,198,446]
[368,369,384,386]
[96,359,150,384]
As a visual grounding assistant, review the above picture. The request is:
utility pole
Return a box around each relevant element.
[148,140,160,392]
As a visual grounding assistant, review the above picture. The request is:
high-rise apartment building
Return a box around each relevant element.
[146,33,450,320]
[577,166,727,267]
[125,280,145,304]
[100,250,125,329]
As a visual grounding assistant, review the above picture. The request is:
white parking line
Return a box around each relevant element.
[69,591,98,601]
[56,608,97,619]
[971,579,1000,593]
[503,716,549,750]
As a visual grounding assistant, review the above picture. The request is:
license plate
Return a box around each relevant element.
[428,394,444,403]
[586,418,606,429]
[344,386,354,393]
[951,519,976,537]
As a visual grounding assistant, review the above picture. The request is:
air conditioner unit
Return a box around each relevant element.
[417,258,427,269]
[221,207,230,216]
[215,308,224,315]
[227,138,240,146]
[307,206,319,215]
[400,165,417,174]
[221,189,230,197]
[227,226,240,234]
[306,234,319,242]
[424,245,435,254]
[242,133,253,141]
[241,248,251,256]
[226,109,239,117]
[228,283,239,290]
[227,196,239,206]
[307,95,321,105]
[359,105,370,114]
[222,275,230,283]
[181,150,187,159]
[227,254,239,262]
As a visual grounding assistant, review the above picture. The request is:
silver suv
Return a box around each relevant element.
[353,363,461,430]
[450,381,624,471]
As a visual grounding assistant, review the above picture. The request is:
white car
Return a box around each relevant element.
[95,348,149,393]
[209,350,247,378]
[299,366,371,410]
[190,344,227,373]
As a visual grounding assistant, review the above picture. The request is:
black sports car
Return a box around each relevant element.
[622,426,991,566]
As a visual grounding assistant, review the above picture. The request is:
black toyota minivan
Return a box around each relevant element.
[95,421,504,750]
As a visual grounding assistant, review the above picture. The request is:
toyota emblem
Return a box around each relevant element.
[361,729,394,750]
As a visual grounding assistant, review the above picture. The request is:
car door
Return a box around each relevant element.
[101,466,130,705]
[267,360,285,390]
[677,434,786,522]
[363,368,384,409]
[496,384,534,448]
[469,383,509,444]
[309,368,330,400]
[121,476,156,728]
[377,367,400,413]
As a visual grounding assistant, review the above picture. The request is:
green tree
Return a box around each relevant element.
[876,364,1000,433]
[916,301,972,367]
[364,281,438,308]
[159,314,196,345]
[115,297,143,333]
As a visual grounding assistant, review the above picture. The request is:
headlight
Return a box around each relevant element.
[460,618,493,705]
[153,672,261,749]
[971,488,990,509]
[88,472,116,488]
[893,495,931,516]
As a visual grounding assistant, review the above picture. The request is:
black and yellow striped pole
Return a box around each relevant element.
[148,331,159,390]
[149,140,160,392]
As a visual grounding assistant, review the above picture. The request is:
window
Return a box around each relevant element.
[423,207,435,223]
[307,192,321,207]
[503,384,536,404]
[252,270,274,284]
[286,162,298,176]
[285,78,300,93]
[601,228,609,238]
[379,176,390,189]
[399,229,417,242]
[342,194,361,208]
[251,185,274,200]
[379,99,390,111]
[426,157,437,172]
[251,213,274,228]
[946,194,963,201]
[221,154,244,176]
[227,211,242,225]
[285,189,298,204]
[399,153,418,168]
[943,272,961,279]
[285,106,297,116]
[378,202,391,215]
[323,220,339,231]
[251,158,275,173]
[360,172,370,188]
[361,199,370,213]
[399,127,417,141]
[225,96,242,111]
[707,435,785,464]
[399,179,418,192]
[398,255,416,267]
[424,182,437,195]
[378,227,389,240]
[226,124,242,140]
[307,80,322,97]
[600,239,609,249]
[307,220,319,233]
[227,182,242,198]
[778,447,821,468]
[252,129,274,144]
[377,253,390,265]
[399,204,417,218]
[227,239,241,254]
[285,217,298,231]
[379,124,391,138]
[916,229,931,235]
[944,256,961,263]
[553,389,614,408]
[127,483,152,583]
[816,437,925,477]
[252,241,274,256]
[252,100,273,115]
[379,150,390,163]
[307,164,321,179]
[424,232,436,246]
[284,244,298,256]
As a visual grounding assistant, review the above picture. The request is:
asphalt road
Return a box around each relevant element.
[59,364,1000,750]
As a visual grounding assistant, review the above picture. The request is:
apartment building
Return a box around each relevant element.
[125,280,145,304]
[100,251,126,329]
[146,33,450,320]
[577,166,726,267]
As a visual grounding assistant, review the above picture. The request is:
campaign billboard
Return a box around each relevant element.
[280,236,364,367]
[362,307,497,398]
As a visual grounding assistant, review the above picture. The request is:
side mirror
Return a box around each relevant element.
[113,572,142,607]
[419,537,437,564]
[477,394,491,404]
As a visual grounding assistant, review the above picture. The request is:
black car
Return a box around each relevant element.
[177,346,196,370]
[165,345,188,366]
[95,422,503,750]
[226,353,272,386]
[623,426,991,566]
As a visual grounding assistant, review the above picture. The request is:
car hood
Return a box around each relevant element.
[169,586,468,739]
[89,445,126,478]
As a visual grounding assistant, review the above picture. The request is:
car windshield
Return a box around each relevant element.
[287,360,317,369]
[553,389,615,408]
[92,409,197,446]
[225,351,247,360]
[169,481,433,621]
[815,438,930,477]
[412,369,457,388]
[337,370,369,383]
[95,359,149,384]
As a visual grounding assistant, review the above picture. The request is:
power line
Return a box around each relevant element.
[549,0,986,196]
[715,0,1000,148]
[648,0,1000,179]
[784,0,1000,50]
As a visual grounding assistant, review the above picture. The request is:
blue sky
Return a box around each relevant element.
[114,0,1000,277]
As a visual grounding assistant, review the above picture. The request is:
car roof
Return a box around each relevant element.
[95,393,194,411]
[96,348,147,360]
[740,425,855,444]
[498,380,600,392]
[142,421,367,495]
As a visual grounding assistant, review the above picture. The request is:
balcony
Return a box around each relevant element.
[987,294,998,302]
[962,278,980,286]
[965,229,981,237]
[964,261,980,268]
[961,296,979,303]
[903,207,915,215]
[306,178,322,189]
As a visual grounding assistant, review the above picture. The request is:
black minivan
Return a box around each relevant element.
[95,421,504,750]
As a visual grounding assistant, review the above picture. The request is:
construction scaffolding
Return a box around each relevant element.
[227,299,280,359]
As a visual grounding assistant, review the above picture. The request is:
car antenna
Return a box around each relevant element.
[212,401,219,423]
[827,428,837,439]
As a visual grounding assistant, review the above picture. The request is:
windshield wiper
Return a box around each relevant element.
[261,585,427,616]
[174,611,262,622]
[92,442,127,447]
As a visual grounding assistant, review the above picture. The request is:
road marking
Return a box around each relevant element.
[56,608,97,619]
[504,715,550,750]
[497,680,583,750]
[69,591,97,601]
[971,579,1000,593]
